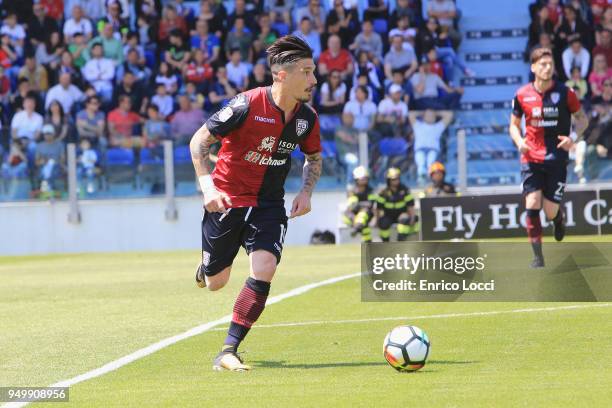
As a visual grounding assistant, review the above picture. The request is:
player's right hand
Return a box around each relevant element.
[203,188,232,213]
[518,140,531,154]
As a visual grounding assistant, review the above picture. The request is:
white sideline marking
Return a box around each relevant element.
[1,272,361,408]
[209,303,612,331]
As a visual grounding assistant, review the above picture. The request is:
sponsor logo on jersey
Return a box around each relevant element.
[277,140,298,154]
[532,107,542,117]
[254,115,276,124]
[543,106,559,117]
[218,106,233,122]
[244,150,287,166]
[202,251,210,266]
[524,96,537,102]
[257,136,276,152]
[550,92,560,104]
[296,119,308,137]
[530,119,559,127]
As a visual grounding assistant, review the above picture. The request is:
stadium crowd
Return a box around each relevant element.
[527,0,612,182]
[0,0,470,198]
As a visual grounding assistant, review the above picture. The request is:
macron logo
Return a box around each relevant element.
[254,115,276,124]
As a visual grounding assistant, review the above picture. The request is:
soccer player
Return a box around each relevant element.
[189,35,321,371]
[343,166,377,242]
[375,168,418,242]
[509,47,588,268]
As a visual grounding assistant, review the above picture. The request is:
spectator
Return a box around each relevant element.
[10,79,42,114]
[349,20,384,64]
[267,0,294,29]
[11,95,43,152]
[0,33,17,69]
[387,69,411,104]
[35,124,65,192]
[425,48,445,79]
[562,36,591,80]
[107,95,143,148]
[170,95,206,145]
[0,66,10,105]
[154,61,179,94]
[45,73,84,114]
[384,34,418,82]
[318,34,354,80]
[225,48,251,91]
[246,62,273,90]
[44,100,71,142]
[206,65,238,112]
[408,109,453,183]
[593,29,612,69]
[557,5,592,51]
[296,0,326,33]
[184,48,214,87]
[376,84,409,138]
[566,67,588,101]
[589,54,612,98]
[35,31,65,71]
[546,0,563,28]
[293,17,322,61]
[326,0,360,47]
[228,0,257,33]
[391,0,418,26]
[342,85,378,133]
[117,48,152,84]
[29,1,59,47]
[349,71,377,103]
[415,18,438,60]
[2,139,28,180]
[99,0,129,36]
[363,0,389,21]
[86,23,124,65]
[68,33,88,70]
[352,50,382,92]
[389,14,418,48]
[82,43,115,102]
[224,17,253,63]
[63,5,94,42]
[78,138,98,194]
[253,13,279,62]
[76,96,106,149]
[0,13,25,58]
[165,30,191,74]
[143,104,170,153]
[190,19,221,65]
[151,83,174,119]
[334,112,360,184]
[319,69,347,114]
[528,6,555,51]
[183,81,205,110]
[410,58,463,110]
[122,32,146,64]
[426,0,461,48]
[197,0,227,38]
[18,56,49,93]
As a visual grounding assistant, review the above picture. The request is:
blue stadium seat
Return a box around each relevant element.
[372,19,388,36]
[378,137,409,157]
[106,148,134,166]
[321,140,337,158]
[272,22,289,37]
[173,146,191,164]
[140,148,164,165]
[291,147,305,159]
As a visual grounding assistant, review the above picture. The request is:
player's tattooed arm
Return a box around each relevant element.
[572,108,589,141]
[189,124,217,176]
[301,152,322,195]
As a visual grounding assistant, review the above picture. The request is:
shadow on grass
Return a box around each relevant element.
[253,360,477,370]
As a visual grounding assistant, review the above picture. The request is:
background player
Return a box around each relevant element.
[189,35,321,371]
[509,47,588,268]
[343,166,377,242]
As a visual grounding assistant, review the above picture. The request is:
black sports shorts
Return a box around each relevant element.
[200,206,288,276]
[520,161,567,203]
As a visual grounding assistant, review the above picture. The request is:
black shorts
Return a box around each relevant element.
[520,161,567,203]
[201,206,288,276]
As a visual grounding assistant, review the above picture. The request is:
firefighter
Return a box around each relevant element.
[343,166,377,242]
[423,161,457,197]
[376,167,418,241]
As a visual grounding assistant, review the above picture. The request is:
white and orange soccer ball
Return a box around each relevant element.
[383,326,430,372]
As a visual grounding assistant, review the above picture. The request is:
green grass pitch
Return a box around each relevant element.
[1,238,612,407]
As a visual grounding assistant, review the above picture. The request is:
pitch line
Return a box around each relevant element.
[209,303,612,331]
[1,272,361,408]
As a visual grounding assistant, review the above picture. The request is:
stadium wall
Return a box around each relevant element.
[0,191,345,256]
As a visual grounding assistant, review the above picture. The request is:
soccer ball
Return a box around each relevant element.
[383,325,430,372]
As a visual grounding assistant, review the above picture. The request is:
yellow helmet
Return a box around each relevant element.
[386,167,401,179]
[429,161,446,175]
[352,166,370,179]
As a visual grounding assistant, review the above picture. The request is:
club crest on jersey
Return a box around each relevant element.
[296,119,308,137]
[550,92,560,104]
[257,136,276,152]
[218,106,233,122]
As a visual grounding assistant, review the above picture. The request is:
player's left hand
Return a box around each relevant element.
[557,135,573,151]
[289,191,311,219]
